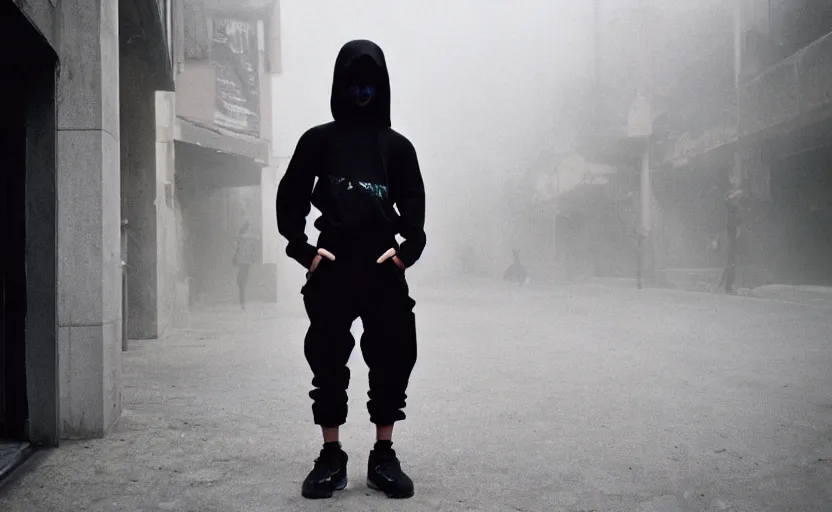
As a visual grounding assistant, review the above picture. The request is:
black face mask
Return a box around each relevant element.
[348,85,377,106]
[345,57,381,107]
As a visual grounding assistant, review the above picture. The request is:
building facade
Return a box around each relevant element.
[579,0,832,290]
[0,0,282,479]
[3,0,61,464]
[172,0,281,307]
[735,0,832,286]
[3,0,176,479]
[4,0,281,482]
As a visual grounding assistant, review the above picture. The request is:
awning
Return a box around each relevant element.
[175,116,271,164]
[201,0,275,18]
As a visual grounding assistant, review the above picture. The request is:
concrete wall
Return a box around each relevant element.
[176,60,215,124]
[57,0,123,438]
[156,91,182,330]
[17,0,175,441]
[121,44,159,341]
[120,39,180,340]
[740,32,832,139]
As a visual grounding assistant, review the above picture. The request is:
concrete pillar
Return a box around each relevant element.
[261,166,279,266]
[156,91,178,330]
[121,49,177,340]
[121,49,159,340]
[255,166,279,303]
[57,0,123,438]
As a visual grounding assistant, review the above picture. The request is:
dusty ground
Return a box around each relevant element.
[2,280,832,511]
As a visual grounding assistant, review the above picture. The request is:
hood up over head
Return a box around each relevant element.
[330,40,391,127]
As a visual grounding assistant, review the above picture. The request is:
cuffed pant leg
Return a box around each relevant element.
[360,266,418,426]
[303,270,356,427]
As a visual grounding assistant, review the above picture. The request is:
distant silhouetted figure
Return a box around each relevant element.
[716,190,742,295]
[233,221,258,309]
[503,249,529,286]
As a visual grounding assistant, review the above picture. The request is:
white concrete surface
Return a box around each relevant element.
[2,281,831,511]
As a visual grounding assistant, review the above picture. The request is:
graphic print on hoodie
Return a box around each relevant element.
[276,40,426,269]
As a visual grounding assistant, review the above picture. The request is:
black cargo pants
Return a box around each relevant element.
[301,247,417,428]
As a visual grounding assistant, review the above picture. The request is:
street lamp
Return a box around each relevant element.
[629,0,654,288]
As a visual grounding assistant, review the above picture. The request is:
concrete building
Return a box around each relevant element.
[172,0,281,307]
[3,0,177,477]
[579,0,832,290]
[3,0,282,482]
[734,0,832,286]
[642,0,738,286]
[535,1,659,284]
[648,0,832,289]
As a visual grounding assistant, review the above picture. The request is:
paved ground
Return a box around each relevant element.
[752,285,832,308]
[2,280,832,511]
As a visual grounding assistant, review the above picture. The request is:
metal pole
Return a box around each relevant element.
[636,0,653,289]
[122,262,128,351]
[594,0,602,86]
[553,167,560,264]
[726,0,743,295]
[640,143,651,235]
[121,218,129,351]
[733,0,742,90]
[638,142,651,288]
[636,238,642,289]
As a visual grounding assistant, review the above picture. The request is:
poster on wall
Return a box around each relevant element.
[211,17,260,135]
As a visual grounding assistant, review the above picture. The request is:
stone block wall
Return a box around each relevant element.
[57,0,123,439]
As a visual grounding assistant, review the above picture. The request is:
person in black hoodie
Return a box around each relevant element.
[276,40,425,500]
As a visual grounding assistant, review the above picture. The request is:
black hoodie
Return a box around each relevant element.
[276,40,426,270]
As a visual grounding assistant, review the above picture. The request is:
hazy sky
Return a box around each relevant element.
[272,1,595,275]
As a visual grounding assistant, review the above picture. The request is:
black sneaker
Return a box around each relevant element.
[367,441,414,499]
[301,442,348,499]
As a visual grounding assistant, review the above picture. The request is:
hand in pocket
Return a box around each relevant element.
[308,248,336,276]
[376,248,406,270]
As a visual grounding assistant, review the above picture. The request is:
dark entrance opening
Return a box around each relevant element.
[771,144,832,285]
[1,3,59,479]
[1,17,29,442]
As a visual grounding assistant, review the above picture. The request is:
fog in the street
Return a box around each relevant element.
[274,0,593,281]
[2,0,832,511]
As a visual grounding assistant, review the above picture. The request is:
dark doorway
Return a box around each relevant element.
[771,144,832,285]
[1,1,33,444]
[1,3,60,477]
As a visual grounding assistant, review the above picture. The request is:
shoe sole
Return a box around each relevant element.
[367,478,415,499]
[302,476,348,499]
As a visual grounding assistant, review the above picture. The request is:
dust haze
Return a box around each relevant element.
[273,0,595,284]
[272,0,832,293]
[4,0,832,509]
